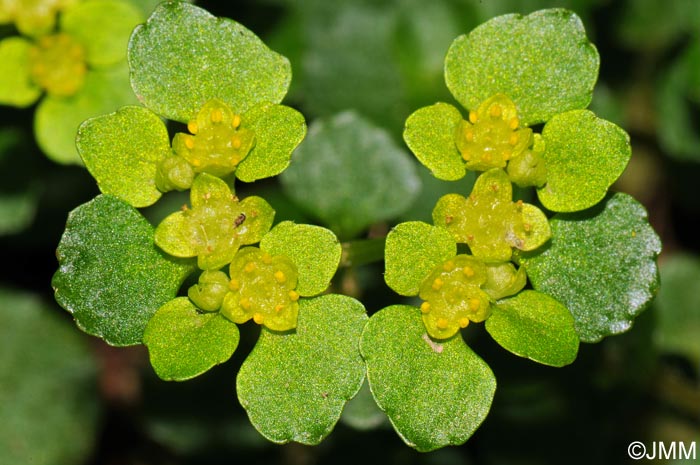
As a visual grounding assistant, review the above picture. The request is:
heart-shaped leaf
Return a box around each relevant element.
[143,297,240,381]
[281,111,420,239]
[237,294,367,444]
[77,105,170,207]
[445,9,599,126]
[538,110,631,212]
[520,193,661,342]
[486,290,579,367]
[53,194,195,346]
[360,305,496,452]
[128,2,291,122]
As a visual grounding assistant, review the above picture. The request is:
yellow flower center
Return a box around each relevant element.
[28,33,86,97]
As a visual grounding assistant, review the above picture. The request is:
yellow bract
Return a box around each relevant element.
[221,247,300,332]
[418,255,491,340]
[28,33,86,97]
[173,99,256,177]
[455,94,531,172]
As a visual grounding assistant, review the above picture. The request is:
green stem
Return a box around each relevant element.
[340,237,386,268]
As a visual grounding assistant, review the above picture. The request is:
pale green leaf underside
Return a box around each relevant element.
[237,294,367,445]
[36,62,140,165]
[385,221,456,296]
[445,9,599,126]
[539,110,631,212]
[144,297,240,381]
[260,221,341,297]
[53,195,194,346]
[487,290,579,367]
[0,37,41,107]
[77,105,170,207]
[520,193,661,342]
[403,102,466,181]
[361,305,496,452]
[281,111,420,239]
[236,102,306,182]
[0,288,99,465]
[61,0,144,68]
[128,2,291,122]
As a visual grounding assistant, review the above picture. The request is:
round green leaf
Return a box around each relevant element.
[520,193,661,342]
[0,288,99,465]
[260,221,341,297]
[128,2,291,122]
[36,62,141,165]
[403,102,466,181]
[486,290,579,367]
[53,194,195,346]
[538,110,631,212]
[653,254,700,365]
[237,294,367,445]
[61,0,144,68]
[360,305,496,452]
[0,37,41,107]
[281,111,420,239]
[235,102,306,183]
[77,105,170,207]
[143,297,240,381]
[445,9,599,126]
[385,221,456,296]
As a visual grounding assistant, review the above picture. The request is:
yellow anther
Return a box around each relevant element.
[462,266,474,277]
[432,278,444,291]
[436,318,449,330]
[469,111,478,123]
[502,149,512,161]
[275,304,285,313]
[464,128,474,142]
[461,150,471,161]
[420,302,431,314]
[469,298,481,311]
[288,290,300,301]
[211,109,223,123]
[187,121,198,134]
[229,279,240,291]
[240,298,252,310]
[483,152,492,162]
[253,313,264,324]
[509,133,519,146]
[442,261,455,272]
[261,253,272,264]
[509,117,519,129]
[185,136,195,149]
[489,104,502,117]
[459,318,470,328]
[274,271,287,284]
[244,261,256,273]
[191,159,202,167]
[232,114,241,128]
[231,136,242,149]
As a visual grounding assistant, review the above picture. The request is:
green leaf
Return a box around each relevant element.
[281,111,420,238]
[538,110,631,212]
[36,62,141,165]
[128,2,291,122]
[236,102,306,182]
[61,0,143,68]
[0,288,100,465]
[237,294,367,444]
[403,102,466,181]
[77,105,169,207]
[360,305,496,452]
[384,221,456,296]
[260,221,341,297]
[0,37,41,107]
[238,195,276,245]
[520,193,661,342]
[653,253,700,365]
[53,195,195,346]
[486,290,579,367]
[143,297,240,381]
[445,9,599,126]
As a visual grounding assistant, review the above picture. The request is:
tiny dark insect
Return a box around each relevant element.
[234,213,246,228]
